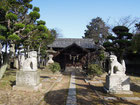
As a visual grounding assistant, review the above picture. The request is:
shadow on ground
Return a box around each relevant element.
[43,85,137,105]
[131,83,140,93]
[40,76,50,78]
[43,88,137,105]
[10,80,16,87]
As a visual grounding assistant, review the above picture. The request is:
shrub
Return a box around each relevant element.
[87,64,103,76]
[49,62,61,73]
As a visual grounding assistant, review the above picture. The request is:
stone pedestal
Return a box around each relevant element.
[104,75,133,94]
[13,51,42,92]
[13,70,42,91]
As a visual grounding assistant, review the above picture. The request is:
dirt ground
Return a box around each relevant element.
[75,72,102,105]
[40,74,70,105]
[0,69,140,105]
[75,72,140,105]
[0,89,43,105]
[0,69,65,105]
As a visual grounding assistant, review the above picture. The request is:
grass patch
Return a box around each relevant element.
[0,69,16,89]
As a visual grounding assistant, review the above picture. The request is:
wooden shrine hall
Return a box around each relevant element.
[48,38,101,70]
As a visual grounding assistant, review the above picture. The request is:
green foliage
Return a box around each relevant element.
[0,0,55,70]
[5,13,17,20]
[0,35,6,40]
[19,6,24,13]
[7,0,16,4]
[99,52,105,61]
[29,11,40,20]
[113,26,129,33]
[0,0,55,81]
[103,26,133,60]
[0,7,6,21]
[23,0,33,3]
[26,24,35,30]
[41,33,48,39]
[49,62,61,73]
[131,34,140,53]
[33,7,40,12]
[25,3,33,9]
[37,20,46,25]
[103,42,113,47]
[84,17,109,44]
[50,29,58,38]
[87,64,103,76]
[14,23,25,29]
[107,35,116,40]
[23,28,30,34]
[8,34,21,41]
[37,25,47,32]
[0,25,7,32]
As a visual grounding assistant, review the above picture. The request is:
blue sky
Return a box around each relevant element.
[31,0,140,38]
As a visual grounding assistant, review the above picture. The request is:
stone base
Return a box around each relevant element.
[13,83,42,92]
[104,75,133,94]
[16,70,40,86]
[104,87,133,94]
[13,70,42,92]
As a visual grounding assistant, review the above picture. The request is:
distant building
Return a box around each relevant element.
[48,38,101,70]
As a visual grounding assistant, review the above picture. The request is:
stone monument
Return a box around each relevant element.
[104,55,132,94]
[13,51,42,91]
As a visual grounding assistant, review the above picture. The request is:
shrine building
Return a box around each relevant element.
[48,38,101,70]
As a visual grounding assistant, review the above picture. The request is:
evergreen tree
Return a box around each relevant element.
[103,26,133,61]
[84,17,110,44]
[0,0,54,79]
[131,23,140,53]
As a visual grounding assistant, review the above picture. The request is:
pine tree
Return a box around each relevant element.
[103,26,133,61]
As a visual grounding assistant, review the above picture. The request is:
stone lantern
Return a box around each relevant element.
[46,48,56,65]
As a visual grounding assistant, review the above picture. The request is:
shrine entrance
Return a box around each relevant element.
[53,43,89,70]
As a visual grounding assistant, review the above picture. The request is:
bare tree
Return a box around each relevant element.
[113,16,139,33]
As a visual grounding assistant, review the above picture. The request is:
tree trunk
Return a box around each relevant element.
[0,42,14,79]
[0,53,9,79]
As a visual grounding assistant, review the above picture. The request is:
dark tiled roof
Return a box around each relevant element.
[48,38,97,49]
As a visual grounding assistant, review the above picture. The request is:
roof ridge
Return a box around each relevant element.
[48,38,96,49]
